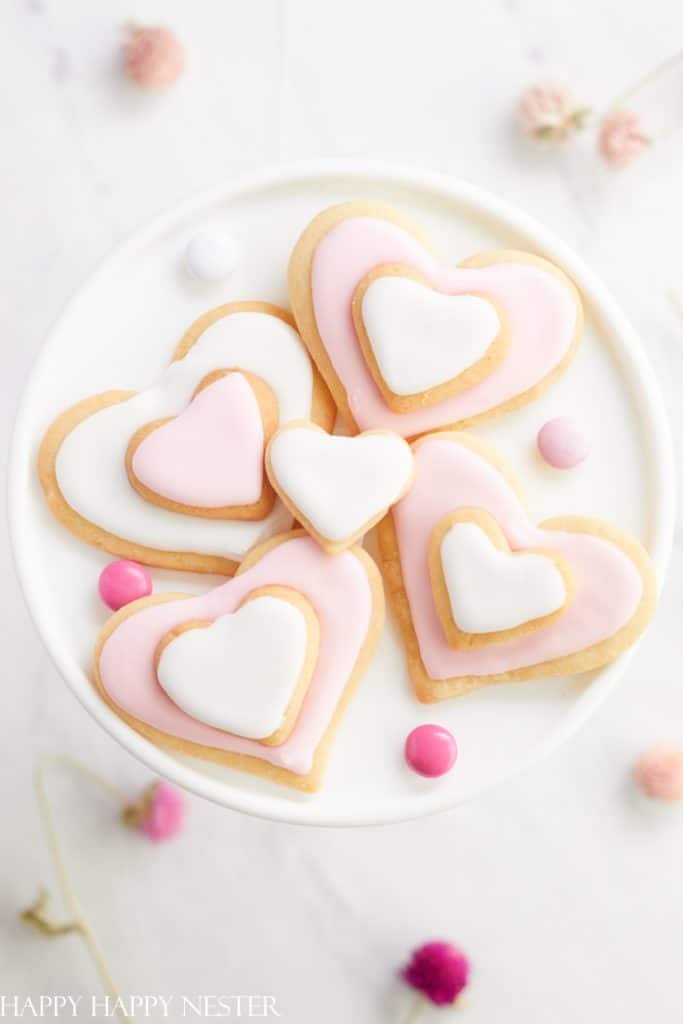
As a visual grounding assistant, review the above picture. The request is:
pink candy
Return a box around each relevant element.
[99,559,152,611]
[537,416,589,469]
[405,724,458,778]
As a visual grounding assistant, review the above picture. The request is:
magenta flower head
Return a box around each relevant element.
[122,781,185,842]
[402,940,470,1006]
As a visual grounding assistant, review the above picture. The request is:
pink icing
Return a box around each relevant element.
[404,724,458,778]
[311,217,578,435]
[537,416,590,469]
[131,373,265,507]
[98,559,152,611]
[393,437,643,678]
[98,537,372,775]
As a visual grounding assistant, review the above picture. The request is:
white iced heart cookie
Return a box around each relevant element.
[353,268,507,413]
[266,421,415,554]
[155,586,319,746]
[39,302,336,576]
[428,509,571,649]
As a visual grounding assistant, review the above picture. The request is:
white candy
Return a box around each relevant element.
[184,230,240,283]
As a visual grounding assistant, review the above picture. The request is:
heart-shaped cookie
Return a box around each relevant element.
[352,266,507,412]
[127,370,277,520]
[288,202,582,437]
[155,586,319,746]
[378,432,655,701]
[266,421,414,554]
[39,302,335,575]
[93,531,385,792]
[428,509,572,649]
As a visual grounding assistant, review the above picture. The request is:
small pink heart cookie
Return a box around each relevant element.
[127,370,278,521]
[378,432,656,702]
[288,202,583,436]
[94,531,385,792]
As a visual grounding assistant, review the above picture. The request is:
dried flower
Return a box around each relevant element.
[518,82,589,142]
[599,110,650,168]
[401,940,470,1007]
[122,25,185,91]
[633,745,683,801]
[122,782,185,841]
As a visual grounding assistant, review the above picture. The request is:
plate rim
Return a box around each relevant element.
[8,159,676,827]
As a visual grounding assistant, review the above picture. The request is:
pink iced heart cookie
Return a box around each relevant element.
[288,202,583,436]
[127,370,278,521]
[94,531,384,792]
[378,432,656,702]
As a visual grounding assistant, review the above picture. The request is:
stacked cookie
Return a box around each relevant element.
[39,203,656,792]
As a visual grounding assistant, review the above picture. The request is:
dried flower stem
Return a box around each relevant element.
[607,48,683,114]
[401,989,468,1021]
[23,755,130,1023]
[669,289,683,324]
[402,993,426,1023]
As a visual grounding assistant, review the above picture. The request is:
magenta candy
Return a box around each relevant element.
[98,559,152,610]
[537,416,589,469]
[405,724,458,778]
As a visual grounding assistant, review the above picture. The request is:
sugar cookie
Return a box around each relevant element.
[428,508,573,649]
[154,586,320,747]
[39,302,335,576]
[93,531,385,792]
[126,370,278,520]
[266,421,414,554]
[288,202,582,437]
[378,432,656,701]
[353,265,508,413]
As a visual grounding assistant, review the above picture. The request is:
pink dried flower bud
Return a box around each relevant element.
[401,940,470,1007]
[122,25,185,91]
[599,110,650,168]
[122,781,185,841]
[518,81,589,142]
[633,745,683,802]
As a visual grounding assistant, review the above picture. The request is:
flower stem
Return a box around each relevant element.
[607,48,683,112]
[23,755,130,1022]
[403,993,425,1024]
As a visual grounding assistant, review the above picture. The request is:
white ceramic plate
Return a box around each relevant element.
[9,162,675,827]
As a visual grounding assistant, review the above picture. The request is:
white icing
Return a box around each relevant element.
[440,522,566,634]
[157,595,309,738]
[361,276,501,396]
[269,428,414,542]
[55,313,313,559]
[184,230,240,282]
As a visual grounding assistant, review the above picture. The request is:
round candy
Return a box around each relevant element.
[405,724,458,778]
[537,416,590,469]
[184,231,239,283]
[99,560,152,611]
[633,745,683,802]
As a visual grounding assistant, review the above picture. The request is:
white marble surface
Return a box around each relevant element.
[2,1,683,1020]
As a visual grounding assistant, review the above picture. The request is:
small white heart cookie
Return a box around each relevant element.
[155,585,319,746]
[429,509,572,650]
[266,421,415,554]
[353,266,508,413]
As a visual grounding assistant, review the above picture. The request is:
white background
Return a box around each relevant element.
[2,1,683,1021]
